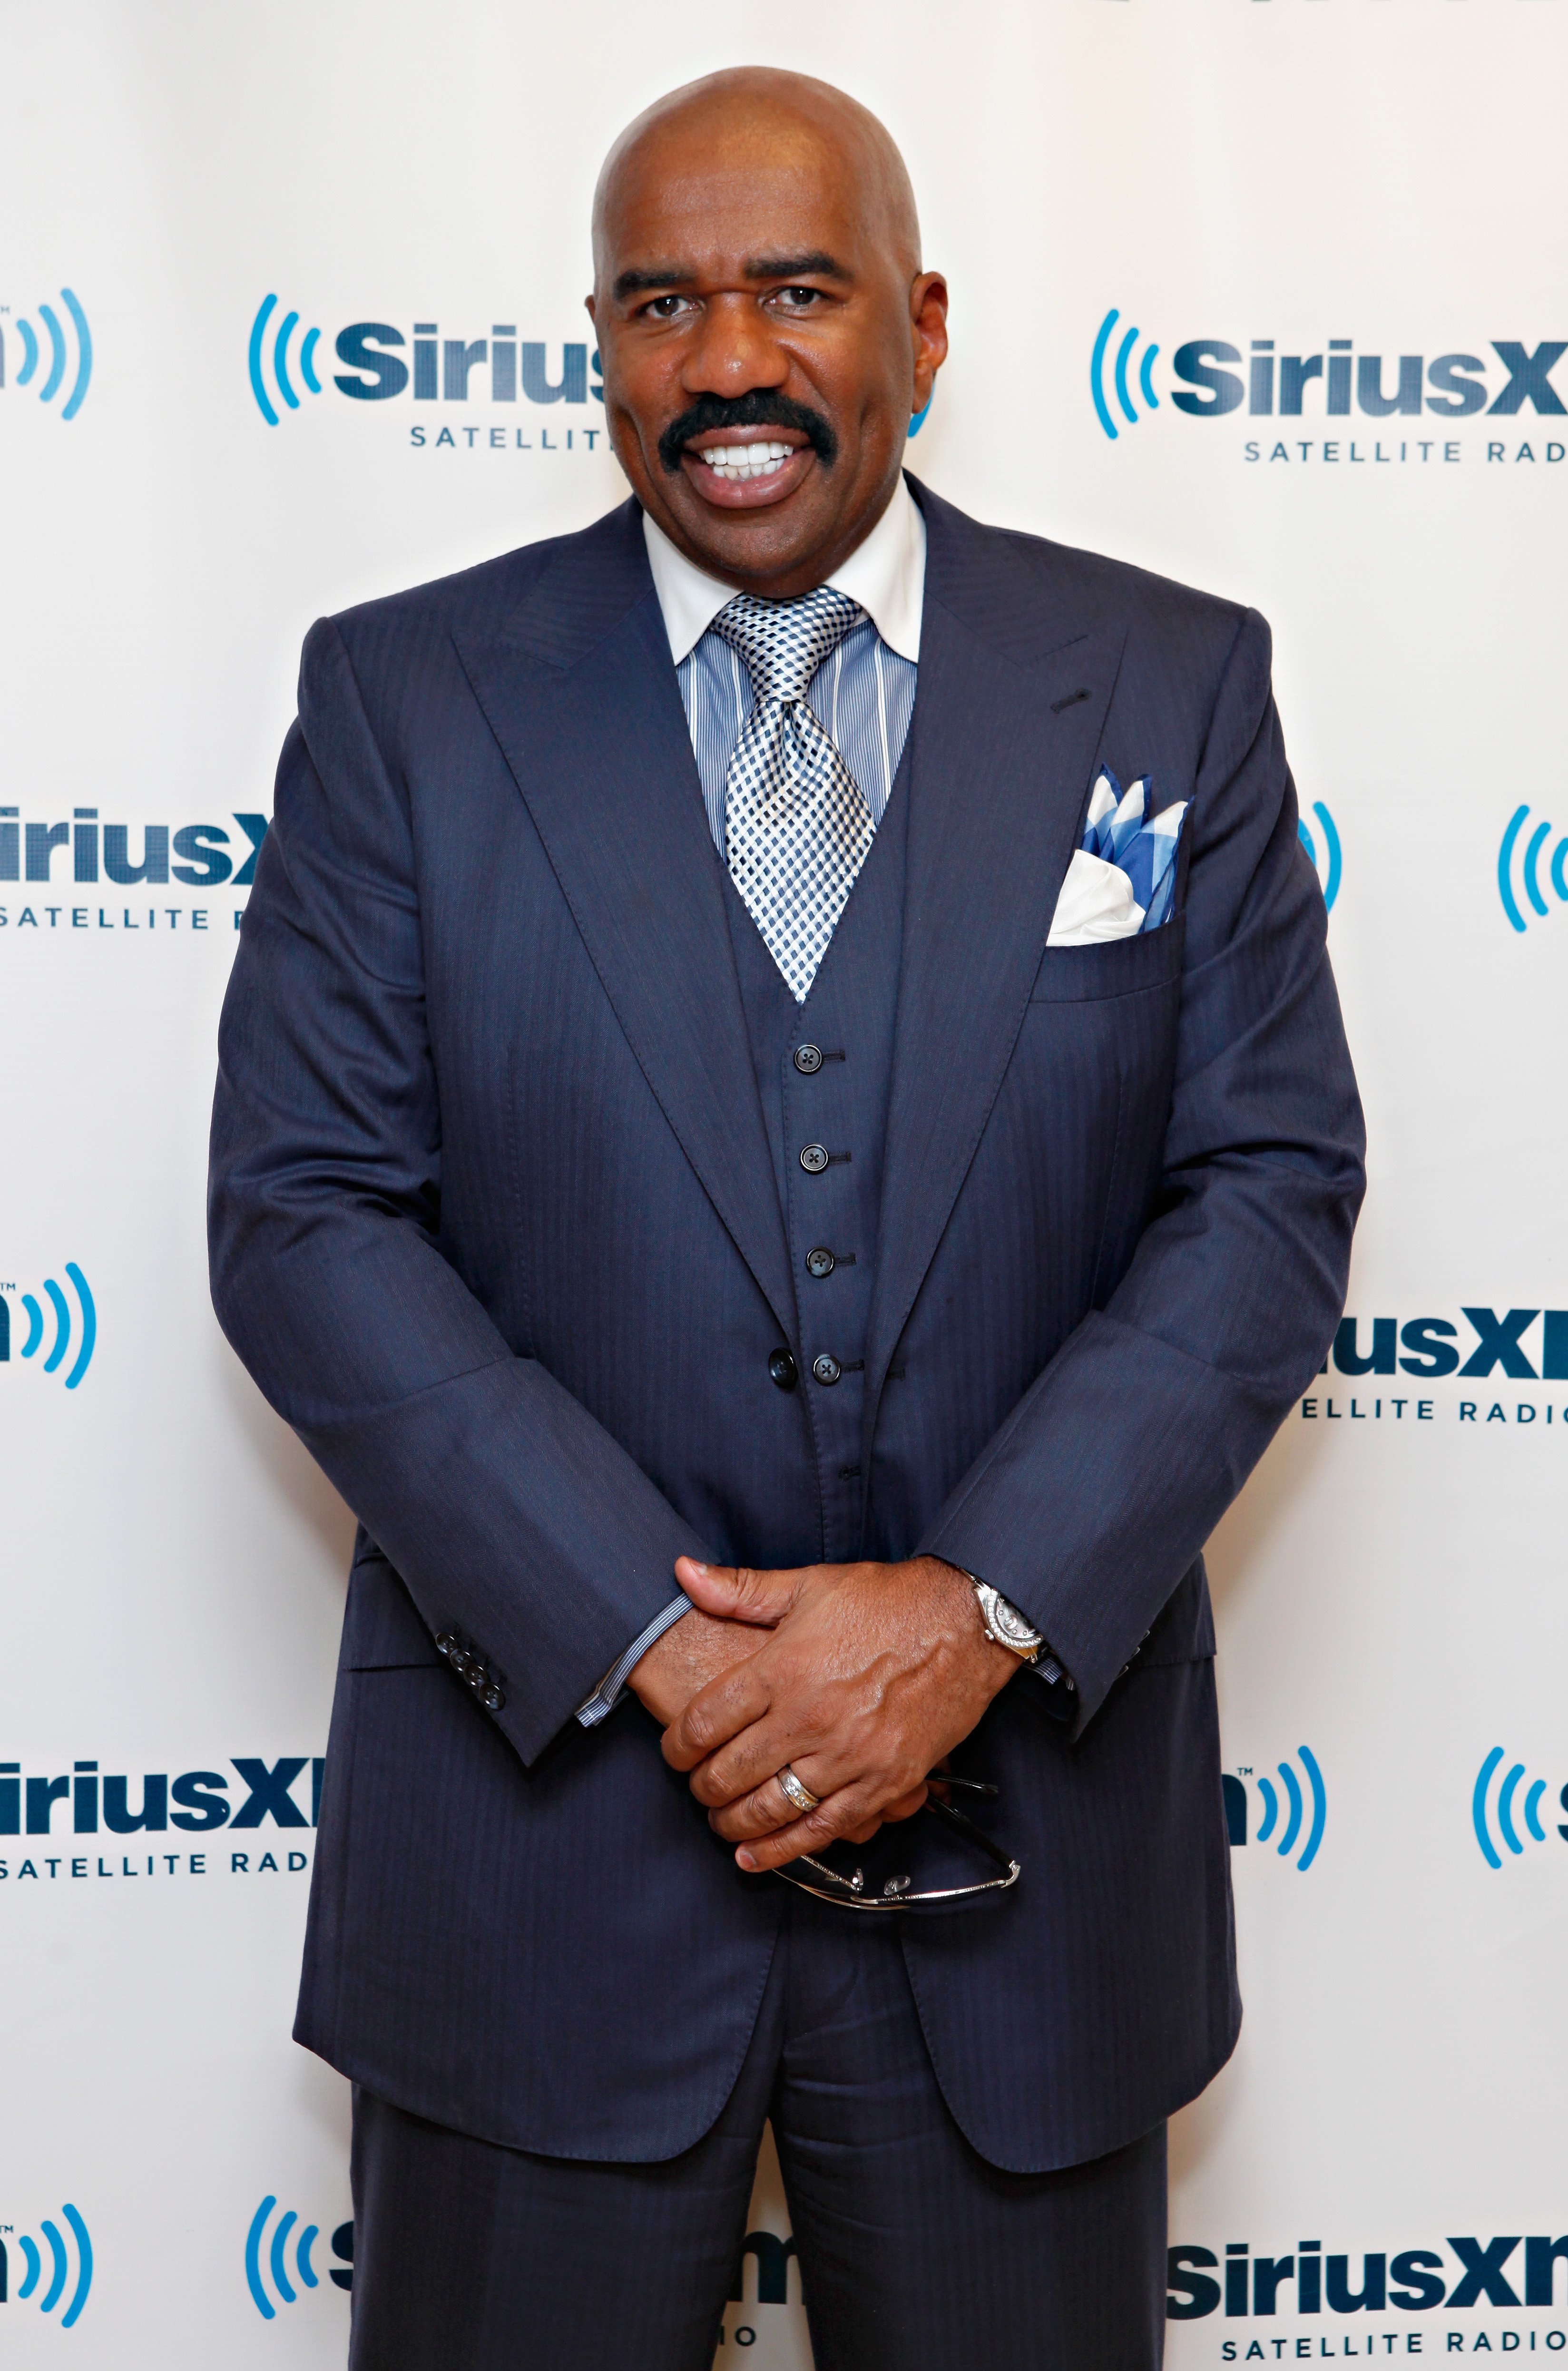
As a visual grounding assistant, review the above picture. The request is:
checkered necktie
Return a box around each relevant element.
[711,587,874,1003]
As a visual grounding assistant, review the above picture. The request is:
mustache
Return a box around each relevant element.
[657,391,838,474]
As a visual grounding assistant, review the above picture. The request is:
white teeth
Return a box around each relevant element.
[693,439,796,481]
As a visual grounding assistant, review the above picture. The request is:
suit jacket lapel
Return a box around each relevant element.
[452,502,797,1344]
[865,486,1128,1410]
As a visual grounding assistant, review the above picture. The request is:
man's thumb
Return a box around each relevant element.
[676,1557,798,1627]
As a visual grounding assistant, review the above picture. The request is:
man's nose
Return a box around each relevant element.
[679,293,790,397]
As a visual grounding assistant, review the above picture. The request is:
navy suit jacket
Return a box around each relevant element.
[208,480,1364,2173]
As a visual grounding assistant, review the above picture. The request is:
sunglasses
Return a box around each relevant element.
[773,1773,1020,1911]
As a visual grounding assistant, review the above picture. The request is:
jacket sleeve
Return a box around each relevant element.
[208,616,708,1765]
[919,608,1365,1733]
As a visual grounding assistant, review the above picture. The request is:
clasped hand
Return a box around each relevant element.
[630,1554,1019,1874]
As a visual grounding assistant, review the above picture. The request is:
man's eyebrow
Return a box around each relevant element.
[612,265,696,301]
[610,251,854,303]
[745,251,853,283]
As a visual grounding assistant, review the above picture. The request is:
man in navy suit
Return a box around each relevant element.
[209,65,1363,2371]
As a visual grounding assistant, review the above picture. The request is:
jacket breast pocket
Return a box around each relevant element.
[1029,912,1186,1004]
[338,1536,444,1672]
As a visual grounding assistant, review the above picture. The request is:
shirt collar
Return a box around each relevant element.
[642,473,927,668]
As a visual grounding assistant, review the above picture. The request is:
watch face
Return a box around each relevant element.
[992,1598,1041,1653]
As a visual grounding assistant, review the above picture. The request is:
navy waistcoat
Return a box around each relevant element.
[725,735,912,1563]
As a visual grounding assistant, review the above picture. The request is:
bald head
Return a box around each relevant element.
[593,69,921,290]
[585,68,947,598]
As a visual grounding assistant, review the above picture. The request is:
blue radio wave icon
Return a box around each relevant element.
[1,2204,94,2325]
[1255,1747,1327,1870]
[1297,801,1342,912]
[1090,307,1160,441]
[1472,1745,1556,1869]
[0,289,93,420]
[248,294,324,426]
[1497,803,1568,934]
[246,2195,321,2317]
[1,1263,96,1387]
[1225,1748,1326,1870]
[245,2199,353,2317]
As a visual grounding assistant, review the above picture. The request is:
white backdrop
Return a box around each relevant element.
[2,2,1564,2361]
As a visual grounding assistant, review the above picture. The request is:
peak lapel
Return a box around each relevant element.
[452,503,796,1343]
[865,491,1127,1404]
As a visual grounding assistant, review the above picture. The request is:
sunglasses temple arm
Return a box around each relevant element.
[919,1792,1016,1873]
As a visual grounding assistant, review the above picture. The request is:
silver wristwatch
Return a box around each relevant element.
[966,1573,1045,1662]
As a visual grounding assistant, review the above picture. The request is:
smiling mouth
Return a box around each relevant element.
[688,439,798,484]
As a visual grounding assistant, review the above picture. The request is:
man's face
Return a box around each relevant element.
[588,112,947,598]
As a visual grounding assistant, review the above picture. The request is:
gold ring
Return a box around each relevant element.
[776,1764,821,1815]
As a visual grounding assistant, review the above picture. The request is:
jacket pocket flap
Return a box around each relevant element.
[339,1542,444,1671]
[1135,1557,1216,1667]
[1031,912,1186,1003]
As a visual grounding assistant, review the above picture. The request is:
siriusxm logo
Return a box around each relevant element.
[0,289,92,421]
[1472,1748,1568,1871]
[1091,312,1566,440]
[0,1265,95,1388]
[1,1754,323,1847]
[1223,1751,1327,1872]
[0,806,267,889]
[0,2205,92,2325]
[1327,1309,1568,1381]
[245,2200,353,2319]
[1498,804,1568,934]
[1169,2233,1568,2329]
[1297,801,1342,912]
[247,296,603,429]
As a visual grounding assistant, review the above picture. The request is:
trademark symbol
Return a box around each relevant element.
[1236,1766,1253,1776]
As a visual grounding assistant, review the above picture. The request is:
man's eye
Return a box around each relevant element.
[774,286,822,308]
[644,294,692,320]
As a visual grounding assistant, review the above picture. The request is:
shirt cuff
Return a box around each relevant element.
[575,1592,694,1728]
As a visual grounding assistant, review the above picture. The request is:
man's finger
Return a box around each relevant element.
[675,1557,804,1628]
[686,1712,826,1808]
[708,1772,819,1843]
[711,1769,929,1844]
[733,1786,875,1874]
[660,1656,773,1773]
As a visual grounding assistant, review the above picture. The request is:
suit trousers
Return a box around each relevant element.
[347,1887,1168,2371]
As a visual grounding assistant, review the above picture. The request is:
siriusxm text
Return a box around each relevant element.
[0,809,268,889]
[1170,2237,1568,2320]
[1171,340,1565,420]
[1326,1313,1568,1382]
[0,1756,323,1835]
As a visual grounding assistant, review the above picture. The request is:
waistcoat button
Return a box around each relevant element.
[812,1354,843,1386]
[805,1247,836,1279]
[799,1143,829,1174]
[794,1044,823,1074]
[768,1349,799,1391]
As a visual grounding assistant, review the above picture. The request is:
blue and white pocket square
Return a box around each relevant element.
[1046,769,1189,947]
